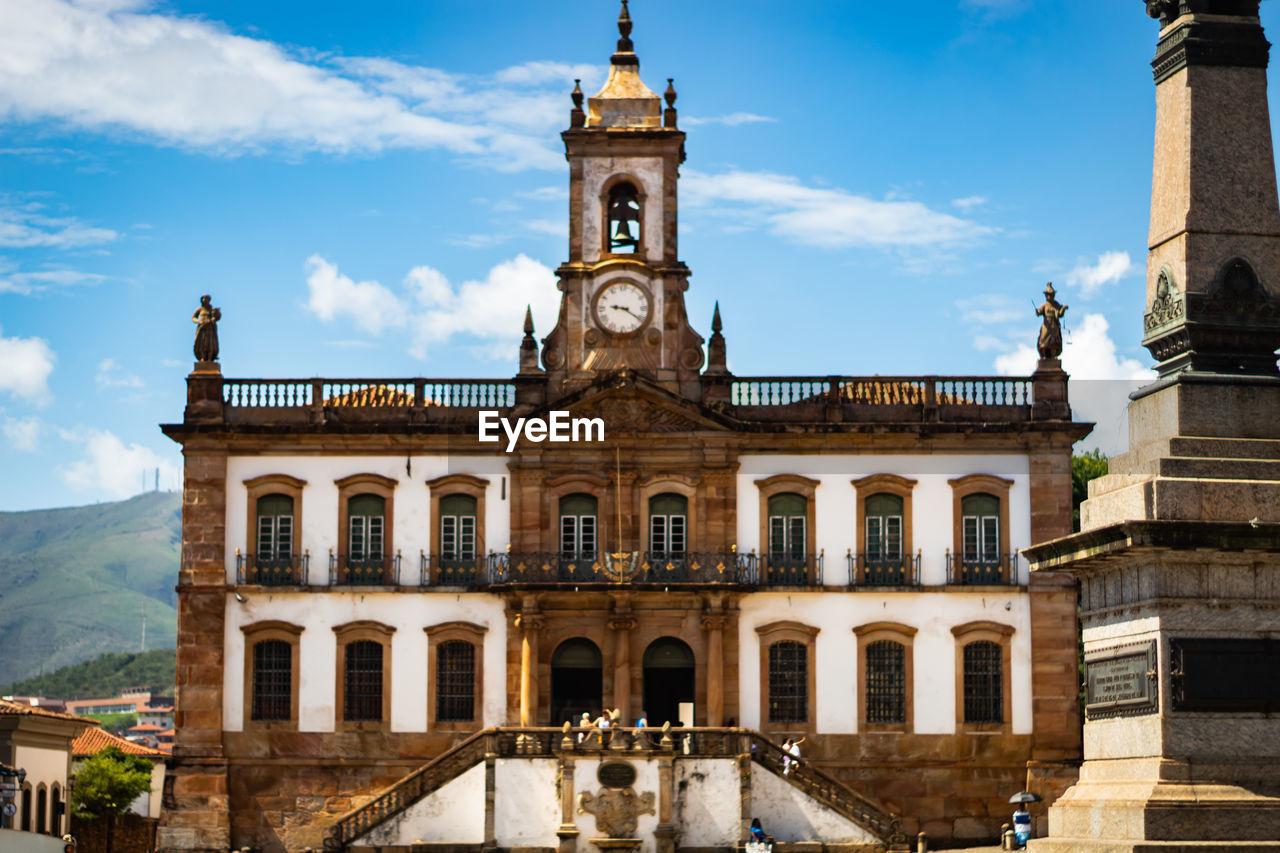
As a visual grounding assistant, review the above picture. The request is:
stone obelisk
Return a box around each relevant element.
[1025,1,1280,849]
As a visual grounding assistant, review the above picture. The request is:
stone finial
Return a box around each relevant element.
[519,305,541,374]
[616,0,634,53]
[570,79,585,128]
[663,78,678,128]
[705,301,728,375]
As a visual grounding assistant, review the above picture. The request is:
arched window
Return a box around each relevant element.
[344,639,385,722]
[251,639,293,721]
[348,493,386,563]
[35,784,47,835]
[20,782,31,831]
[767,493,807,561]
[439,494,477,562]
[607,182,641,253]
[255,493,294,563]
[963,640,1004,724]
[864,493,903,564]
[961,493,1000,564]
[50,782,63,836]
[648,492,688,556]
[559,493,598,557]
[865,640,906,724]
[767,640,808,724]
[436,640,476,723]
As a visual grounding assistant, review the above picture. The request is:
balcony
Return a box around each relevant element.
[946,553,1016,586]
[236,551,309,585]
[846,551,920,587]
[488,551,752,586]
[756,553,824,586]
[329,552,402,585]
[420,554,486,586]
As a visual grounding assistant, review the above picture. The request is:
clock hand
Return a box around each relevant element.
[610,304,643,320]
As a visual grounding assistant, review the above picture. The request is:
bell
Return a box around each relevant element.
[612,218,637,249]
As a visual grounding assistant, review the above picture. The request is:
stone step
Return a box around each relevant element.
[1157,456,1280,481]
[1169,436,1280,460]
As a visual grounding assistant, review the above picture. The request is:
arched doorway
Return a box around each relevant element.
[550,638,603,725]
[643,637,696,727]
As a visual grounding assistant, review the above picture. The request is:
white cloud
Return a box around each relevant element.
[525,219,567,238]
[0,328,55,404]
[58,426,181,499]
[682,169,993,249]
[956,293,1026,326]
[516,186,568,202]
[994,313,1153,380]
[682,112,777,127]
[304,254,559,359]
[2,414,41,451]
[952,195,987,210]
[1065,250,1133,297]
[304,255,406,335]
[0,202,117,249]
[0,267,107,294]
[95,357,143,389]
[0,1,601,169]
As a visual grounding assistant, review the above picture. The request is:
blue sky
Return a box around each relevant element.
[1,0,1270,511]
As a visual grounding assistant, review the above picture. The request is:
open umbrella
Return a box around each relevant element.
[1009,791,1043,805]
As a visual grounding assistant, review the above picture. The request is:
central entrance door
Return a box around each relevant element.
[642,637,696,727]
[550,638,603,726]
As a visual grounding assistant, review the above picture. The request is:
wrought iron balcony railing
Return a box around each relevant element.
[756,552,824,586]
[236,550,309,585]
[946,553,1016,586]
[846,550,921,587]
[328,551,402,586]
[420,553,486,586]
[486,551,753,585]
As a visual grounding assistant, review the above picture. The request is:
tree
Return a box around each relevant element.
[1072,449,1109,532]
[70,747,154,820]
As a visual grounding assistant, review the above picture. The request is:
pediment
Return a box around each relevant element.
[542,371,731,434]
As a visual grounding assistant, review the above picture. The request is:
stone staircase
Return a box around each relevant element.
[326,727,907,852]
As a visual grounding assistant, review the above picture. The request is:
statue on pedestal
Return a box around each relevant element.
[1036,282,1067,360]
[192,294,221,362]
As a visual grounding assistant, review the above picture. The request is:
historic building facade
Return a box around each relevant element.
[160,6,1089,852]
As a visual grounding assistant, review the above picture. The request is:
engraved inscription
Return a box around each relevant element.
[1085,640,1158,720]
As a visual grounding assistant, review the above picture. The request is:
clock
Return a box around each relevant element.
[594,281,650,335]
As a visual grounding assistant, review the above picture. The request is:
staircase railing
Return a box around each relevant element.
[742,730,903,843]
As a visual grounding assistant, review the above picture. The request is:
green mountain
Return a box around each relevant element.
[4,648,176,699]
[0,492,181,686]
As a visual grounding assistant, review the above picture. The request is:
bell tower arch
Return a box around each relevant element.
[540,0,705,399]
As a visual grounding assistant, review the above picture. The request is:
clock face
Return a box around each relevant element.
[595,281,650,335]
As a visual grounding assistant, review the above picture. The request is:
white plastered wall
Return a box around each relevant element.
[738,592,1031,735]
[223,591,508,732]
[354,762,485,846]
[750,764,880,844]
[494,758,561,847]
[224,455,511,583]
[582,155,665,264]
[574,758,661,853]
[674,758,741,847]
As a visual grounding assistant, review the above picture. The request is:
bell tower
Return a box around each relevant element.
[539,0,705,399]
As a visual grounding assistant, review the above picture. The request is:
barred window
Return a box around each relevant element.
[344,640,384,721]
[963,640,1003,723]
[768,640,808,723]
[251,639,292,721]
[865,640,906,724]
[436,640,476,722]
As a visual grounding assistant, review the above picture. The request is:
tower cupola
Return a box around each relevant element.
[588,1,663,129]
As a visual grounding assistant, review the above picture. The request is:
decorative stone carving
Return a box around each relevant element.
[1201,257,1277,319]
[1143,268,1184,333]
[578,787,656,837]
[1144,0,1177,25]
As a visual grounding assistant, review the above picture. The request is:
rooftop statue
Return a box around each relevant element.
[192,294,221,362]
[1036,282,1068,360]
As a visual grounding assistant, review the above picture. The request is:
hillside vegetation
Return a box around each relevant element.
[0,491,181,686]
[4,648,176,699]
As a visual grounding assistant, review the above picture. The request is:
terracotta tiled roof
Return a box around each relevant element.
[72,726,167,759]
[127,723,163,732]
[0,698,93,724]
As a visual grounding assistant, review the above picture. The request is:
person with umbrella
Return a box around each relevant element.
[1008,791,1042,847]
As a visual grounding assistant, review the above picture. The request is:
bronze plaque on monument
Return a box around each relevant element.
[1085,640,1158,720]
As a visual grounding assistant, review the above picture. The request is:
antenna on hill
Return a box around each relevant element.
[154,468,159,492]
[140,600,147,653]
